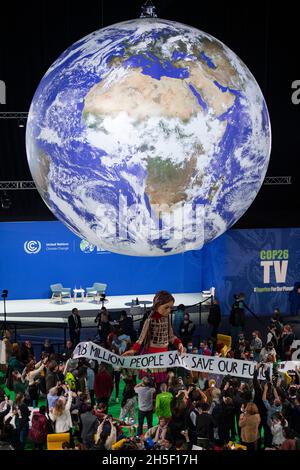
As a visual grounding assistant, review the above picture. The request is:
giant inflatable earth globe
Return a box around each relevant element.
[26,18,271,256]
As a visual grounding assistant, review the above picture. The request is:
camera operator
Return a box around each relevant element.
[95,414,117,450]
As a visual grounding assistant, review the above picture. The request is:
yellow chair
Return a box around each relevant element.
[217,334,232,349]
[112,438,127,450]
[228,441,247,450]
[47,432,70,450]
[220,345,230,357]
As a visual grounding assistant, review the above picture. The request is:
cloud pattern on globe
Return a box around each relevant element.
[26,18,271,256]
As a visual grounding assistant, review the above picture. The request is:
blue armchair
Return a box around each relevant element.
[86,282,107,302]
[50,283,71,303]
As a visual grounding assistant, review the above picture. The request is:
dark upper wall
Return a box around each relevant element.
[0,0,299,226]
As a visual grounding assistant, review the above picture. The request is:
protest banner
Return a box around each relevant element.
[73,341,272,380]
[277,361,300,374]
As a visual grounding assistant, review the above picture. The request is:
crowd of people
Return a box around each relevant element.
[0,294,299,451]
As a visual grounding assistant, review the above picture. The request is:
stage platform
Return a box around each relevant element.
[0,292,209,327]
[1,294,299,350]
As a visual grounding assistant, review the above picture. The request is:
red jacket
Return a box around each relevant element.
[94,370,114,398]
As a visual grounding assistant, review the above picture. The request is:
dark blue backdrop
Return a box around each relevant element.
[202,228,300,316]
[1,221,299,316]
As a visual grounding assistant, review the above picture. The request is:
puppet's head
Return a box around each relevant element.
[153,290,175,317]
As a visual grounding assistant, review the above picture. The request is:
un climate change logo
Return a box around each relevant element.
[24,240,41,254]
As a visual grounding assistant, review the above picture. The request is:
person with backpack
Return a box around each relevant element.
[13,393,31,450]
[28,405,48,450]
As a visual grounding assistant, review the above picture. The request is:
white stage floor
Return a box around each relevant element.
[0,292,209,325]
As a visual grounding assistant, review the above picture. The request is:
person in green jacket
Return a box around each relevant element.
[8,353,25,374]
[155,382,173,419]
[6,345,25,391]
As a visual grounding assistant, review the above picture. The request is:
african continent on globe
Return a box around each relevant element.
[26,18,271,256]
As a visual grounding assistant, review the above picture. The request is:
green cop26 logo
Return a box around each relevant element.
[260,249,288,284]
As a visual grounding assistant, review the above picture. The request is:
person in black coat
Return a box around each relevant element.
[229,294,246,349]
[94,307,108,327]
[41,339,55,357]
[290,395,300,436]
[212,395,236,445]
[207,299,221,341]
[288,282,300,316]
[179,313,195,347]
[60,340,74,361]
[14,393,30,450]
[45,360,60,393]
[118,311,136,342]
[68,308,82,346]
[252,363,270,448]
[196,402,215,441]
[279,325,295,361]
[80,404,99,449]
[168,395,189,442]
[95,309,111,346]
[19,341,35,364]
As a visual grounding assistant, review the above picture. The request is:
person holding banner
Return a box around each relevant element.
[123,290,184,385]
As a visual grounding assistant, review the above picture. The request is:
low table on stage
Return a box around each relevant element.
[124,300,152,313]
[73,288,85,302]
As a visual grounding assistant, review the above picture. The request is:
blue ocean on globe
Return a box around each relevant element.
[26,18,271,256]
